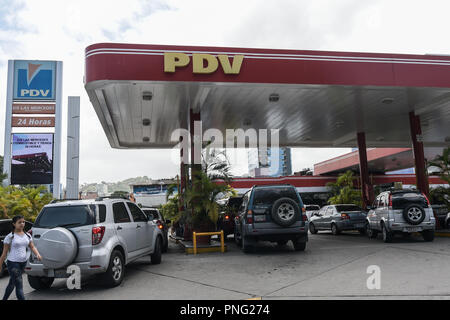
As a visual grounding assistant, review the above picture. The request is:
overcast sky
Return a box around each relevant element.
[1,0,450,185]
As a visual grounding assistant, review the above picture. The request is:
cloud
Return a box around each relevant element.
[1,0,449,186]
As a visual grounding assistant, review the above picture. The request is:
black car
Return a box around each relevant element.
[141,208,170,253]
[0,219,33,278]
[217,196,243,238]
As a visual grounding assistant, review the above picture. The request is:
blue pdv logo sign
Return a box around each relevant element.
[14,60,56,100]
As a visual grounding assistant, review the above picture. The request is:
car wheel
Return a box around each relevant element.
[422,230,435,242]
[271,197,300,227]
[241,236,253,253]
[381,223,393,243]
[276,240,288,246]
[0,261,7,278]
[102,250,125,287]
[309,223,318,234]
[292,239,306,252]
[331,223,341,235]
[162,236,168,253]
[151,237,162,265]
[234,226,242,246]
[366,223,378,239]
[27,275,54,290]
[403,204,426,225]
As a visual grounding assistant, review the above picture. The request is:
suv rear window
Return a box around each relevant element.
[0,221,12,236]
[252,187,300,205]
[392,192,428,209]
[335,205,362,212]
[34,206,95,229]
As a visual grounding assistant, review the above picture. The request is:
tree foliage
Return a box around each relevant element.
[0,185,53,222]
[326,170,362,207]
[428,147,450,185]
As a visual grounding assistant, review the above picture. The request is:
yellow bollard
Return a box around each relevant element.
[193,232,197,255]
[220,230,224,253]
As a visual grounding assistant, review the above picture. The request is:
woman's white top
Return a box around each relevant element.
[3,232,32,263]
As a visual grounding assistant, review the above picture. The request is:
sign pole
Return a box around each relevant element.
[53,61,63,199]
[2,61,14,186]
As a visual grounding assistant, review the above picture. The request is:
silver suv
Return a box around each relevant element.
[366,190,435,242]
[26,198,164,289]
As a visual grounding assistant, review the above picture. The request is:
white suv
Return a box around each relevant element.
[26,197,164,289]
[366,190,435,242]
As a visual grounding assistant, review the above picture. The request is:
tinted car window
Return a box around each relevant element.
[34,206,95,229]
[98,205,106,223]
[305,205,320,211]
[0,221,12,236]
[392,192,428,209]
[113,202,131,223]
[143,209,158,220]
[252,187,300,205]
[335,205,363,212]
[127,202,148,222]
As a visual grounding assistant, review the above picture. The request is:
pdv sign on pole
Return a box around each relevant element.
[3,60,63,199]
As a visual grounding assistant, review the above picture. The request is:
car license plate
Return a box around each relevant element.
[354,223,365,228]
[254,215,266,222]
[404,227,421,232]
[54,269,69,278]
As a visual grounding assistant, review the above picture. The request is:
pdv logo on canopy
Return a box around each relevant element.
[13,60,56,100]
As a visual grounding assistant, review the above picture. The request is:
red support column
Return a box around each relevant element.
[179,136,186,211]
[357,132,374,209]
[408,112,429,197]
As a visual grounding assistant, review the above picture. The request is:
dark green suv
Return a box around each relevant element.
[234,185,308,253]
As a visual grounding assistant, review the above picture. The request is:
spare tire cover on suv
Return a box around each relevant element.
[271,197,300,227]
[37,227,78,269]
[402,204,426,225]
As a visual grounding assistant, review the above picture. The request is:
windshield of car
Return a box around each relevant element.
[335,205,363,212]
[34,205,95,229]
[252,187,300,205]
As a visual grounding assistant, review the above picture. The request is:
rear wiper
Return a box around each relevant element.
[58,223,83,228]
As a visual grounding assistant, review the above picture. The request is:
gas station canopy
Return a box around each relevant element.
[84,43,450,149]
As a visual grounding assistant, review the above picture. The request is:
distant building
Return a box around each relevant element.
[248,147,292,177]
[132,178,177,207]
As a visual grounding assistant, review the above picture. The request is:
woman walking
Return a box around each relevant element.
[0,215,42,300]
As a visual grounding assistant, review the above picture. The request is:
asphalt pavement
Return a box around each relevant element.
[2,231,450,300]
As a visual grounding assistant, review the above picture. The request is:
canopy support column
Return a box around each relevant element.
[357,132,374,209]
[409,112,429,197]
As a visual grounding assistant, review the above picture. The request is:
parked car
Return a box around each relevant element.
[308,204,367,235]
[0,219,33,278]
[304,204,320,221]
[234,184,308,253]
[366,190,435,242]
[141,207,170,253]
[217,196,243,238]
[446,212,450,229]
[431,204,449,229]
[26,198,164,289]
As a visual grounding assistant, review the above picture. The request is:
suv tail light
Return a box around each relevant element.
[92,226,105,245]
[156,220,164,230]
[28,229,32,236]
[422,193,431,207]
[388,194,393,209]
[225,215,230,221]
[341,213,350,220]
[302,214,308,222]
[247,210,253,224]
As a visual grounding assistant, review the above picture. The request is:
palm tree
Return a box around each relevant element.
[428,147,450,184]
[327,170,362,207]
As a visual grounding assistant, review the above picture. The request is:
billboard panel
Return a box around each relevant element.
[12,103,55,114]
[12,116,55,127]
[13,61,56,100]
[10,133,54,185]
